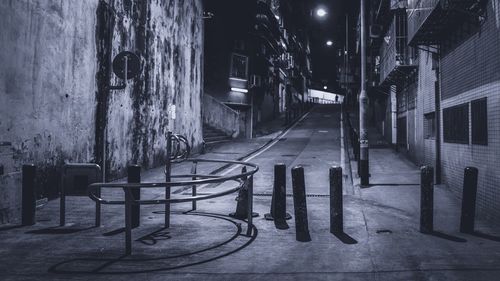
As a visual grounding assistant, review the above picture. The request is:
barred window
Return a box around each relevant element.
[471,98,487,145]
[443,103,469,144]
[424,112,436,139]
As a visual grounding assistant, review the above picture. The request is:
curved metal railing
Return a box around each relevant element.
[88,159,258,205]
[87,157,259,255]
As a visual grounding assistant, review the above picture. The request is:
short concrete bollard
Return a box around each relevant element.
[330,166,343,234]
[230,166,259,220]
[127,165,141,228]
[264,163,291,229]
[22,164,36,226]
[460,167,478,234]
[420,166,434,234]
[291,166,311,242]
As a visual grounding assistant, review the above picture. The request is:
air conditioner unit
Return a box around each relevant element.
[250,75,262,88]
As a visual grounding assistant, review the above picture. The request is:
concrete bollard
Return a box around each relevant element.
[420,166,434,234]
[22,164,36,226]
[127,165,141,228]
[460,167,478,234]
[291,166,311,242]
[230,167,259,220]
[330,166,343,234]
[264,163,291,229]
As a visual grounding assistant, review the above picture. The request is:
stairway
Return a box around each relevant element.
[203,123,232,144]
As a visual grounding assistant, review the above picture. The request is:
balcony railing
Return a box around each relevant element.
[407,0,486,46]
[379,12,418,86]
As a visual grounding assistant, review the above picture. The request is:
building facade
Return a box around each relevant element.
[203,0,312,139]
[362,0,499,221]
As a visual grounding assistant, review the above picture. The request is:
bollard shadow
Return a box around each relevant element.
[470,231,500,242]
[332,231,358,245]
[427,231,467,243]
[48,212,258,275]
[0,225,25,232]
[102,227,126,236]
[368,183,419,187]
[26,226,95,235]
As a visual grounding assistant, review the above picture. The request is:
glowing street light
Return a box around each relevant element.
[316,8,327,18]
[323,86,328,90]
[326,40,333,46]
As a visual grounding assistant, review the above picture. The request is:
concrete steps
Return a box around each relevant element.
[203,124,232,144]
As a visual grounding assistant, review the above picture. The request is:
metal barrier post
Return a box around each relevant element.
[191,161,198,211]
[460,167,478,233]
[330,166,343,234]
[246,173,254,236]
[124,189,132,255]
[60,175,66,227]
[420,166,434,234]
[165,131,172,228]
[22,164,36,226]
[291,166,311,242]
[128,165,141,228]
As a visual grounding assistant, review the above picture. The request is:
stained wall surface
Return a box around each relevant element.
[0,0,203,223]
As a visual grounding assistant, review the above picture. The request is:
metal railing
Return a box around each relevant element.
[86,132,259,255]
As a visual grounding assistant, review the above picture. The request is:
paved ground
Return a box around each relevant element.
[1,105,500,280]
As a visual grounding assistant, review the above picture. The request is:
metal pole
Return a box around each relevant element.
[22,164,36,226]
[460,167,478,233]
[420,166,434,234]
[124,189,132,255]
[191,161,198,211]
[127,165,141,228]
[165,131,172,228]
[291,166,311,242]
[330,166,343,234]
[359,0,369,186]
[246,173,254,237]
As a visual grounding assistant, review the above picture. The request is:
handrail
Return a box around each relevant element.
[87,158,259,205]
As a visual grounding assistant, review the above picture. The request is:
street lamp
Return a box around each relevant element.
[316,8,327,18]
[326,40,333,46]
[323,86,328,90]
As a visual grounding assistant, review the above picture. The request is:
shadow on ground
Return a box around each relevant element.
[48,212,258,275]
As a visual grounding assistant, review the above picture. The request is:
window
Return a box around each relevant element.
[424,112,436,139]
[443,103,469,144]
[471,98,487,145]
[230,53,248,80]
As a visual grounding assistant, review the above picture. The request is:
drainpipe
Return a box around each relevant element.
[434,52,442,184]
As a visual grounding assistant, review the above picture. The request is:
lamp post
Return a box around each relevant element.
[359,0,369,186]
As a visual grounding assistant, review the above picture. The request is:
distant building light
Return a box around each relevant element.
[316,8,327,18]
[326,40,333,46]
[231,87,249,93]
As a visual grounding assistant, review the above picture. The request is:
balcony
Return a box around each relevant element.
[407,0,486,46]
[379,12,418,87]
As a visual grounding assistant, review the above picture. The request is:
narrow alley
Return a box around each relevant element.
[2,0,500,280]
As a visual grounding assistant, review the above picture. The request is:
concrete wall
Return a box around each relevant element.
[203,94,240,137]
[439,1,500,221]
[0,0,203,223]
[102,0,204,178]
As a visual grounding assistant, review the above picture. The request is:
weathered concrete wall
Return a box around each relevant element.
[203,94,240,137]
[0,0,100,216]
[0,0,203,223]
[101,0,204,178]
